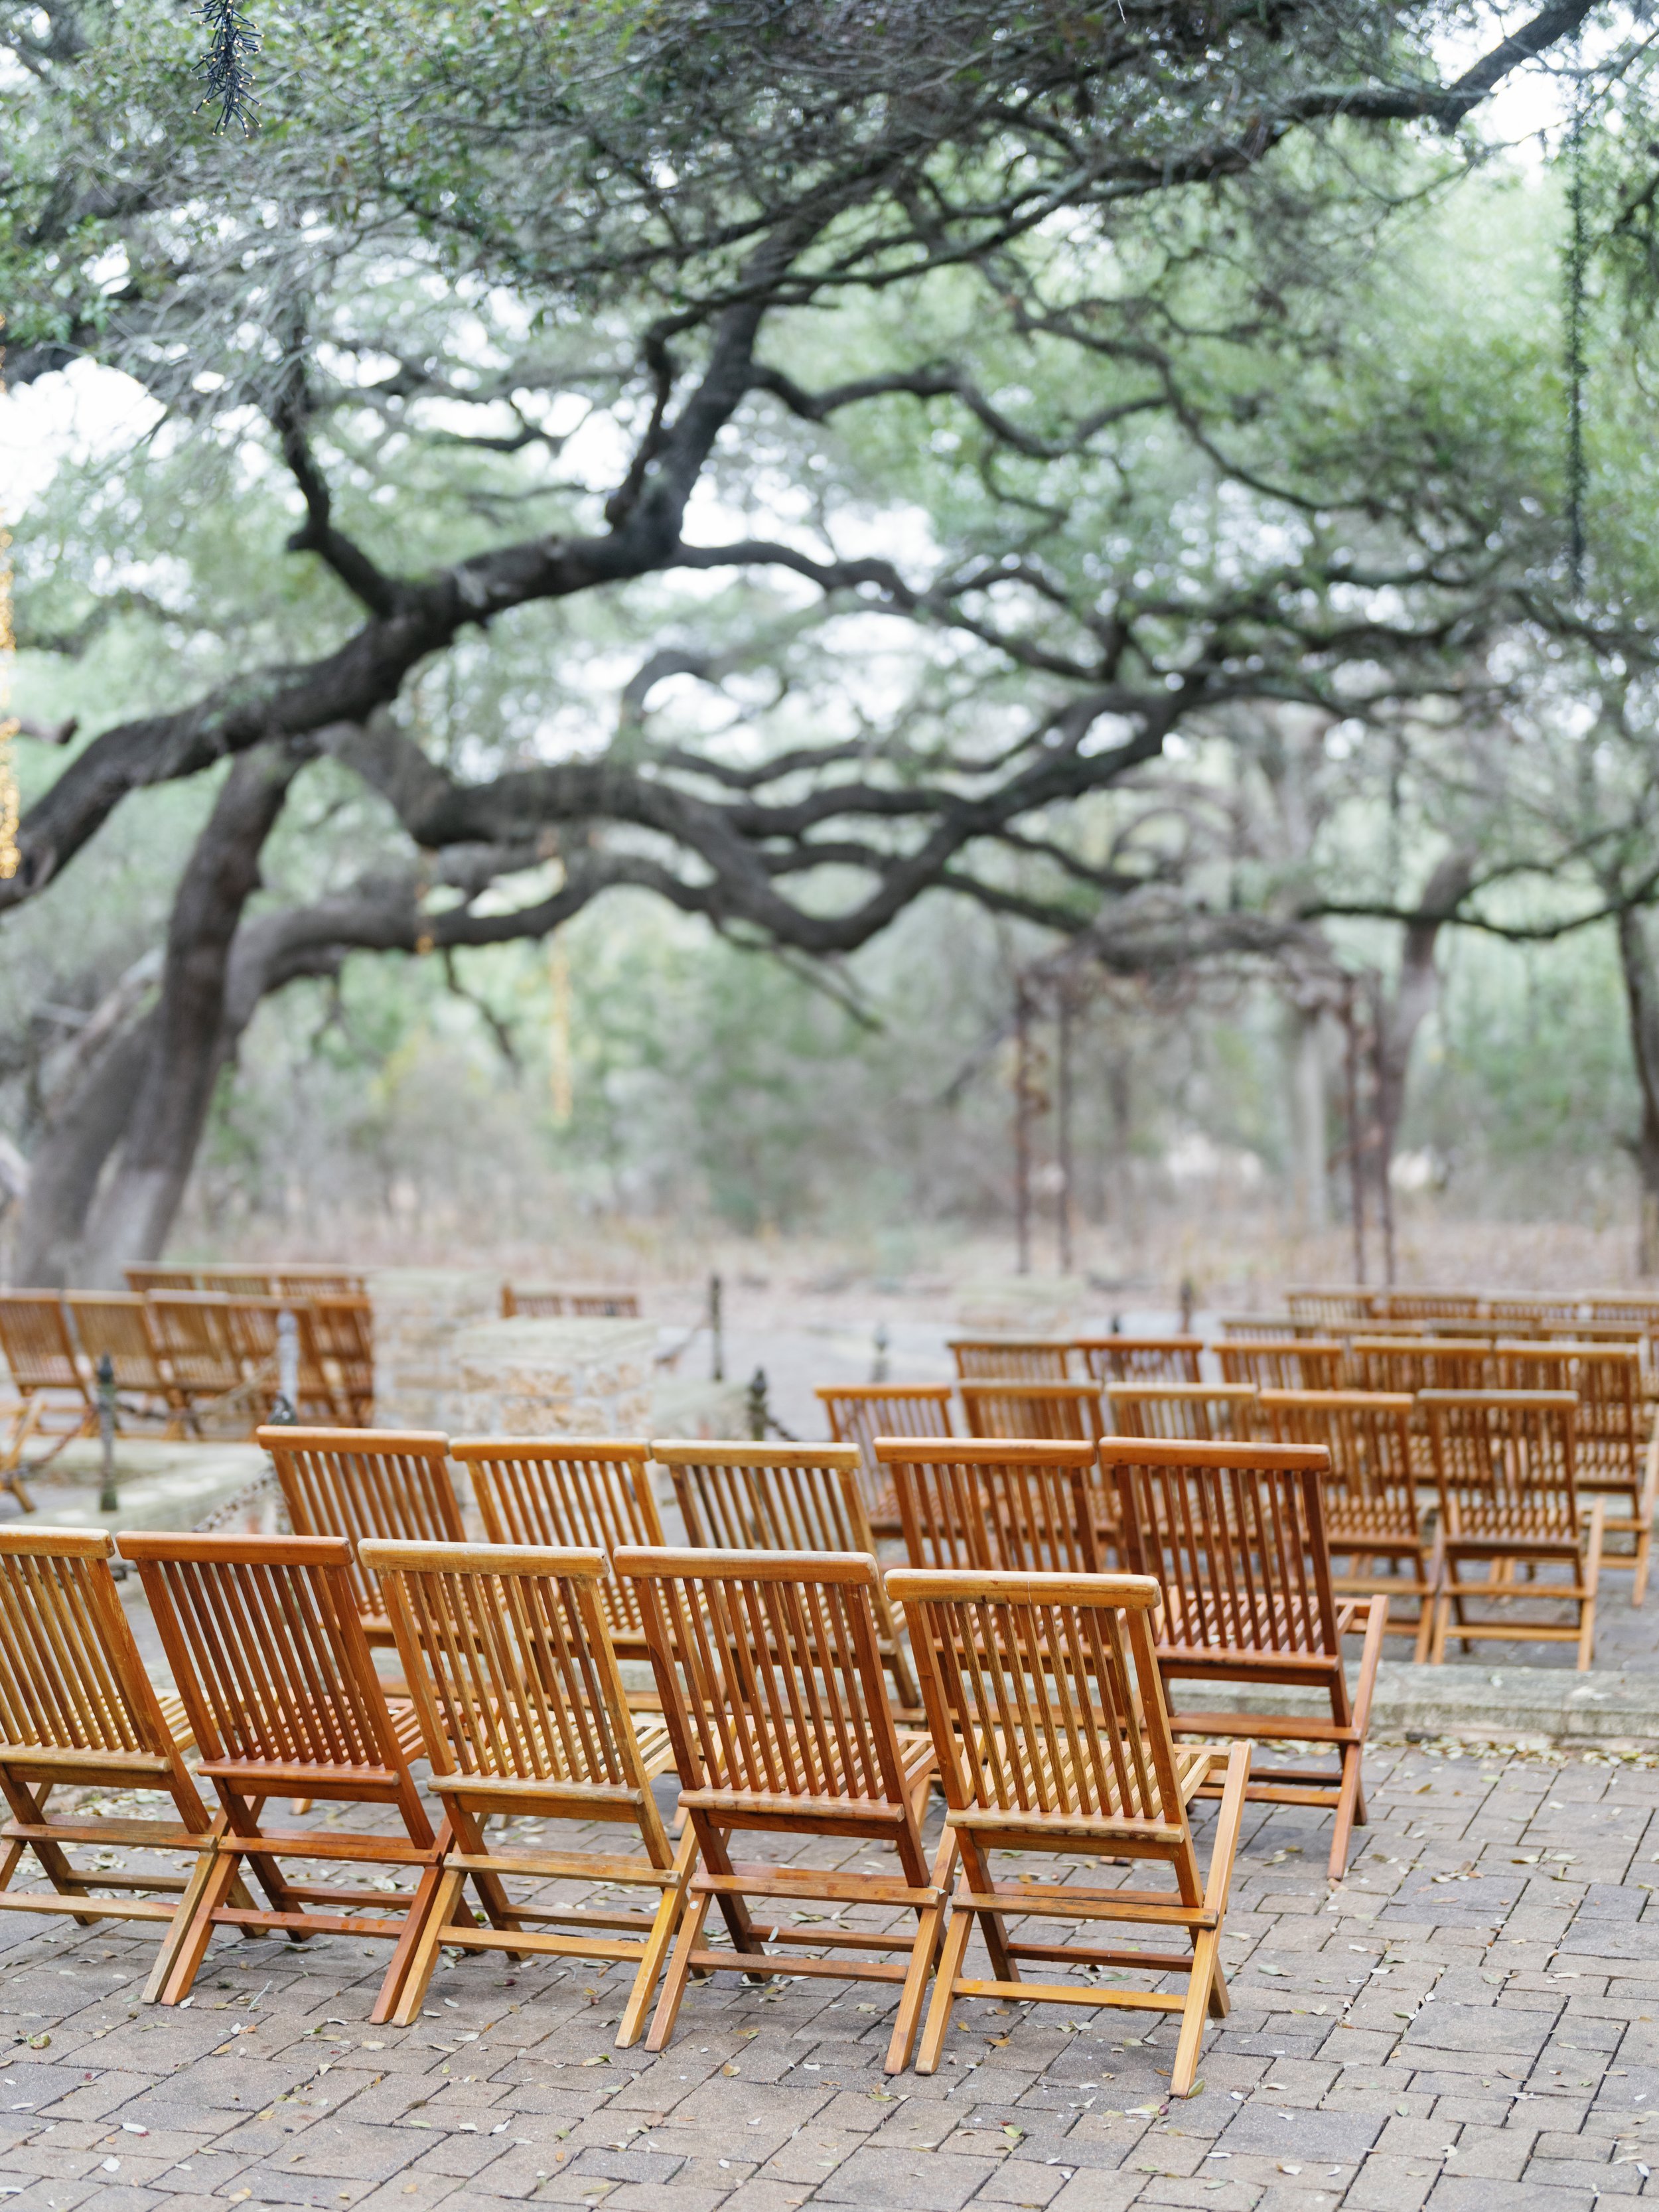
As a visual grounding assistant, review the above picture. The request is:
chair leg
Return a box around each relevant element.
[1171,1927,1220,2098]
[615,1828,697,2051]
[885,1828,957,2077]
[1578,1504,1605,1673]
[913,1880,975,2076]
[156,1848,243,2005]
[1328,1745,1366,1884]
[141,1844,224,2005]
[1634,1518,1652,1611]
[644,1889,713,2054]
[386,1867,467,2028]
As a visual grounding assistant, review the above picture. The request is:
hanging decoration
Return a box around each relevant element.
[1565,62,1591,594]
[190,0,260,134]
[0,317,19,884]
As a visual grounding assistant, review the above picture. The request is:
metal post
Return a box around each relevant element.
[1056,980,1074,1276]
[871,1323,889,1384]
[1014,979,1033,1276]
[1343,986,1367,1286]
[709,1272,724,1383]
[1179,1276,1196,1335]
[746,1366,768,1441]
[273,1309,300,1424]
[96,1354,118,1515]
[1371,972,1398,1288]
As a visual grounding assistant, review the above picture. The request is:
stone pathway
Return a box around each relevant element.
[7,1743,1659,2212]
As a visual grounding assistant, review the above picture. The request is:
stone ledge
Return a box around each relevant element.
[1175,1658,1659,1746]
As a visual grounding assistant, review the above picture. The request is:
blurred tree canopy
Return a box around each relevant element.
[5,0,1658,1278]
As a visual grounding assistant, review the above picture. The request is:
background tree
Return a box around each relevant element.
[0,0,1638,1278]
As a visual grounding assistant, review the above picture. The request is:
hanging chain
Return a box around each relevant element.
[1565,66,1589,595]
[0,315,19,883]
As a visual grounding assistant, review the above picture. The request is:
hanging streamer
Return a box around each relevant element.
[1565,67,1589,594]
[0,316,19,883]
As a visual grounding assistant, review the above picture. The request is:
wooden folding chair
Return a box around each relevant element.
[655,1441,919,1712]
[960,1378,1105,1445]
[890,1566,1250,2093]
[1484,1295,1585,1330]
[950,1338,1074,1380]
[124,1266,198,1294]
[1260,1390,1437,1661]
[307,1297,376,1423]
[1376,1290,1480,1324]
[62,1293,186,1435]
[144,1292,262,1431]
[1421,1390,1603,1670]
[1217,1339,1344,1392]
[1219,1313,1310,1339]
[1494,1345,1658,1603]
[613,1546,946,2072]
[1107,1382,1258,1442]
[259,1426,465,1647]
[502,1286,564,1318]
[455,1438,666,1676]
[569,1292,640,1317]
[1105,1439,1386,1882]
[1349,1337,1494,1394]
[359,1540,687,2039]
[274,1268,368,1299]
[0,1528,226,1983]
[1286,1288,1376,1326]
[118,1532,446,2015]
[1076,1337,1204,1385]
[876,1437,1103,1574]
[0,1292,95,1503]
[818,1382,953,1536]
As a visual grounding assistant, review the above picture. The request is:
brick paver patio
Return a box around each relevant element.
[7,1741,1659,2212]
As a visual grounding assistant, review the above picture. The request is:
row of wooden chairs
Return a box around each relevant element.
[500,1286,642,1319]
[0,1290,374,1475]
[0,1522,1248,2091]
[123,1264,366,1297]
[1285,1286,1659,1329]
[259,1426,1380,1883]
[831,1362,1652,1597]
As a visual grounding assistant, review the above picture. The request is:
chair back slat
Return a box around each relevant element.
[0,1294,82,1394]
[363,1540,643,1790]
[617,1546,906,1809]
[1259,1390,1419,1533]
[875,1438,1100,1574]
[62,1294,167,1395]
[658,1442,871,1560]
[1286,1287,1376,1325]
[1106,1382,1256,1441]
[1349,1336,1492,1394]
[949,1338,1072,1380]
[819,1383,952,1454]
[1420,1390,1581,1538]
[1074,1337,1203,1384]
[1106,1439,1338,1655]
[122,1534,400,1773]
[1216,1339,1344,1392]
[0,1530,169,1757]
[958,1379,1103,1442]
[1492,1346,1644,1483]
[892,1567,1180,1828]
[455,1440,662,1643]
[144,1293,243,1393]
[258,1426,464,1621]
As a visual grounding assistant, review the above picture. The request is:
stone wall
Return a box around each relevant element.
[447,1317,657,1438]
[369,1266,504,1431]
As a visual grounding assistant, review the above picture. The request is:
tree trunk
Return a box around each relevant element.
[1370,849,1477,1268]
[10,745,309,1286]
[1287,1004,1329,1234]
[1617,908,1659,1278]
[78,744,309,1282]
